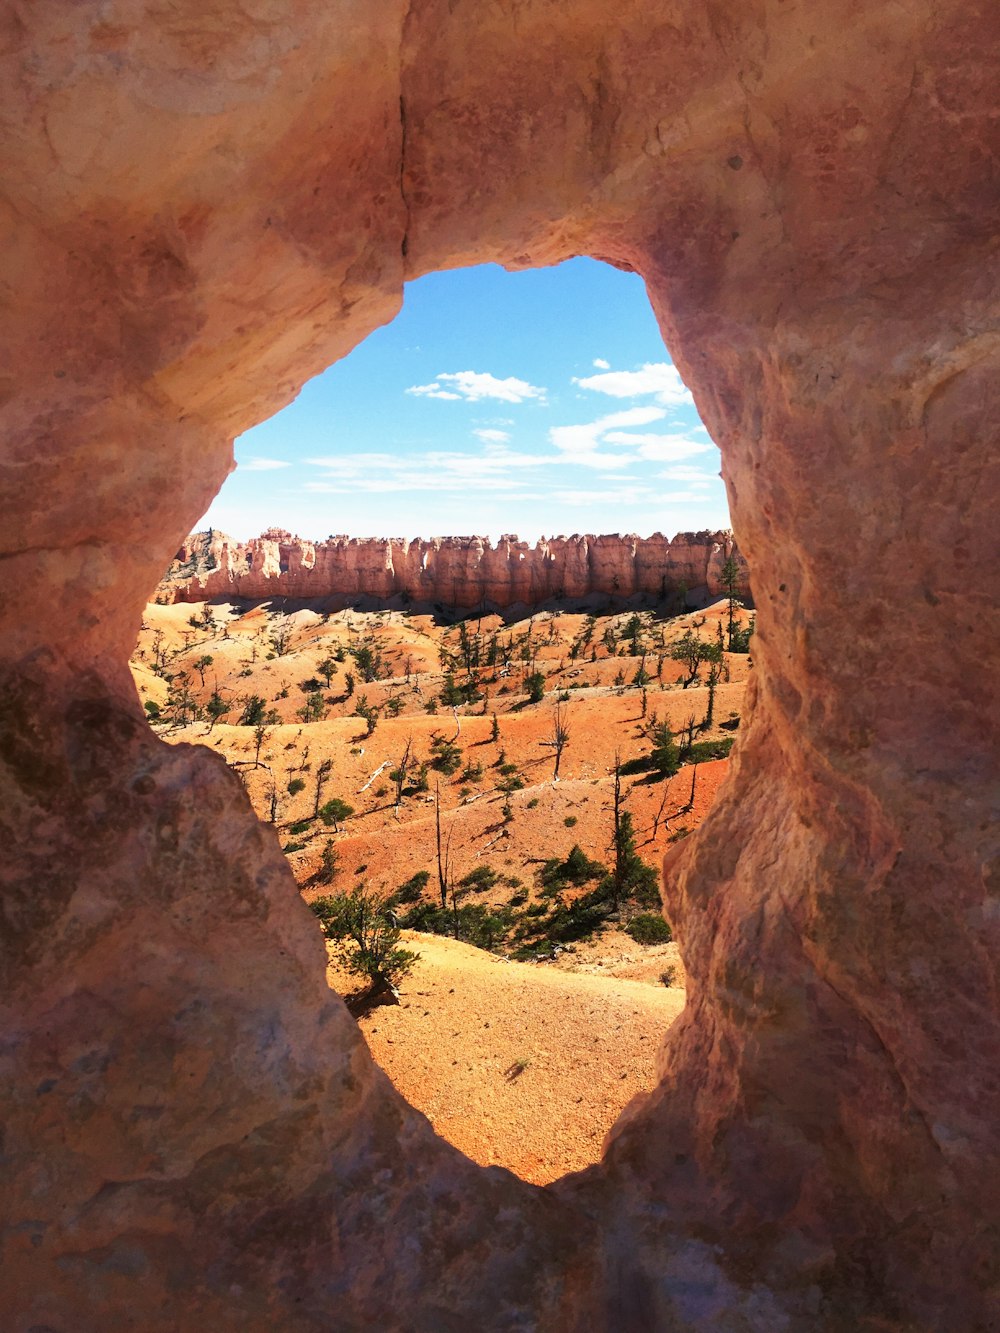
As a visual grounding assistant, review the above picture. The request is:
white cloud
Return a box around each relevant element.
[602,431,713,464]
[573,361,694,408]
[549,406,666,458]
[304,447,549,495]
[407,370,547,404]
[408,386,463,400]
[555,485,654,507]
[239,457,290,472]
[592,357,610,370]
[473,427,511,444]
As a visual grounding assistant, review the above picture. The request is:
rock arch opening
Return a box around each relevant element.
[133,258,752,1184]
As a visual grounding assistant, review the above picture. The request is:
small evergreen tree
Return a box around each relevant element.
[206,690,229,730]
[524,671,546,703]
[297,692,328,723]
[319,797,354,831]
[670,631,722,688]
[239,694,266,727]
[317,840,339,884]
[312,888,417,994]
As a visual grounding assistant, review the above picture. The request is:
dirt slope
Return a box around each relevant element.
[332,932,685,1184]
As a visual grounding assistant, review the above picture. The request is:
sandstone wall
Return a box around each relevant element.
[163,528,749,608]
[3,2,998,1331]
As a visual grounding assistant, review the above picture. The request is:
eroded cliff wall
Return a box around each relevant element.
[162,528,749,608]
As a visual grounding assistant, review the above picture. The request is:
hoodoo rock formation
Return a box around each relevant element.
[163,528,749,609]
[2,3,998,1331]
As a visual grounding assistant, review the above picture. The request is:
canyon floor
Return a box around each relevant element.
[131,595,751,1182]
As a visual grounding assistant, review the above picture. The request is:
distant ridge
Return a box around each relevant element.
[158,529,750,612]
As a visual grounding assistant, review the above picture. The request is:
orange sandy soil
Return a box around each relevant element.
[329,933,686,1183]
[132,597,750,1181]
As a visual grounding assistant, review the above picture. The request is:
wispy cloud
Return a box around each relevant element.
[473,427,511,444]
[305,446,548,495]
[550,406,665,455]
[555,484,655,507]
[573,361,693,408]
[602,431,713,464]
[407,370,547,404]
[239,457,290,472]
[549,406,667,469]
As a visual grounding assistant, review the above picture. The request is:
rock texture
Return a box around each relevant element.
[161,527,749,608]
[2,2,999,1331]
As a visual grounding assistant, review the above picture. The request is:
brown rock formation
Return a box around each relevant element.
[161,528,749,608]
[2,3,998,1331]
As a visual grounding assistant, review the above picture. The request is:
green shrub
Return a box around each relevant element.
[648,720,680,776]
[683,737,735,763]
[524,671,546,703]
[313,888,418,992]
[319,798,354,829]
[619,754,654,776]
[430,736,463,775]
[400,900,513,952]
[287,777,306,796]
[459,864,499,894]
[626,913,672,945]
[316,840,339,884]
[538,844,605,893]
[394,869,430,904]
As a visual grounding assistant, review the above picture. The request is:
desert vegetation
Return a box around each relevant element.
[132,589,752,965]
[130,584,754,1179]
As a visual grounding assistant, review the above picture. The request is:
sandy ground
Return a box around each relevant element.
[328,932,686,1184]
[132,596,751,1181]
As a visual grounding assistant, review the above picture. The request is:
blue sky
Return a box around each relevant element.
[200,258,731,543]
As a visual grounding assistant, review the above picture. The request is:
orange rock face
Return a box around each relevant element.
[163,528,748,607]
[2,2,998,1330]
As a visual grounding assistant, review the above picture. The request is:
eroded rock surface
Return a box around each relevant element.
[161,527,749,608]
[2,1,998,1330]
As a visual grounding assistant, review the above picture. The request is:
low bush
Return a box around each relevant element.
[538,844,606,893]
[430,736,463,775]
[683,737,735,763]
[313,888,418,992]
[393,869,430,904]
[459,864,499,894]
[626,913,672,945]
